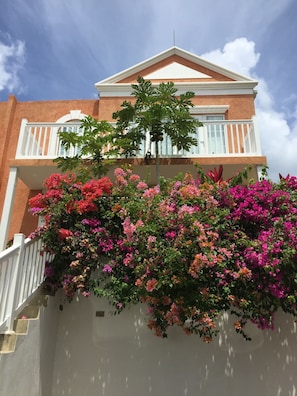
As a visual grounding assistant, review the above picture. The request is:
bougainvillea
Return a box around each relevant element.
[29,167,297,342]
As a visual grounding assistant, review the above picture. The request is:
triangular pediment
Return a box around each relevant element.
[95,47,257,96]
[143,62,211,80]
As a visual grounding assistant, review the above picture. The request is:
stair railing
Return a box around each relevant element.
[0,234,50,333]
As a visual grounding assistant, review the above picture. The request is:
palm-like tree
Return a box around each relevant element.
[112,77,202,183]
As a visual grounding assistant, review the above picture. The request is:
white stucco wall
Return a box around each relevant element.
[50,294,297,396]
[0,295,59,396]
[1,293,297,395]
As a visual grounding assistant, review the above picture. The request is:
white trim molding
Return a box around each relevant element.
[96,81,257,98]
[190,105,229,115]
[56,110,87,123]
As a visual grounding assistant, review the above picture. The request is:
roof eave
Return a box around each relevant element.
[96,80,258,97]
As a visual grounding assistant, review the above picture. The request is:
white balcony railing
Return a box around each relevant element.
[15,118,262,160]
[0,235,51,333]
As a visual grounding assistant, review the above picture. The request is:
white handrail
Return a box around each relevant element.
[0,234,50,333]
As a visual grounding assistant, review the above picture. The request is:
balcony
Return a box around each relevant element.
[16,118,262,160]
[10,117,265,190]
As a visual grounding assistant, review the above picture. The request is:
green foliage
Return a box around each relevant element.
[112,76,202,182]
[54,79,202,183]
[54,116,116,181]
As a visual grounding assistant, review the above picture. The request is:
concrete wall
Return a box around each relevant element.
[1,293,297,395]
[0,296,60,396]
[51,294,297,396]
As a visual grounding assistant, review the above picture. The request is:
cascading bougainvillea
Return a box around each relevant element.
[29,167,297,342]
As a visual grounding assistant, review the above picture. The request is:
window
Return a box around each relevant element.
[190,106,228,155]
[205,115,226,154]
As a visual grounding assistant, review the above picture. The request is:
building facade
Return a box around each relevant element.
[6,48,297,396]
[0,46,266,249]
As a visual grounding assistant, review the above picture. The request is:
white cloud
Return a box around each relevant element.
[201,38,297,180]
[201,38,260,78]
[0,35,25,93]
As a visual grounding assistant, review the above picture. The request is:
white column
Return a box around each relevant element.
[252,115,263,155]
[15,118,28,158]
[257,165,267,181]
[0,167,18,251]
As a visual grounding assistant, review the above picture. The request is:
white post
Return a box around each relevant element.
[15,118,28,158]
[257,165,267,181]
[198,125,207,154]
[0,167,18,251]
[5,233,25,332]
[252,115,263,155]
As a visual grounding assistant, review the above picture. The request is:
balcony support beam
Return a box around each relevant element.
[0,167,18,251]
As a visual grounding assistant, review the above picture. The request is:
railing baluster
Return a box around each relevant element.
[41,126,48,156]
[246,124,251,152]
[24,125,31,156]
[230,124,235,154]
[236,124,240,153]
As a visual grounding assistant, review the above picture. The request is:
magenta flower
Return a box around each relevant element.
[28,166,297,342]
[102,264,113,273]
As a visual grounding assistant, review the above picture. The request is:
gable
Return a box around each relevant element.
[117,54,234,84]
[95,47,258,97]
[143,62,212,80]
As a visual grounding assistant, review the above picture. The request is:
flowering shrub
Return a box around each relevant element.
[29,168,297,342]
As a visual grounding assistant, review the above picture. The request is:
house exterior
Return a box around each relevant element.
[6,48,297,396]
[0,47,266,250]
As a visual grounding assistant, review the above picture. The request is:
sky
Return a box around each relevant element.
[0,0,297,180]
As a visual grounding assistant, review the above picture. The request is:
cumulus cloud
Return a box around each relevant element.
[201,38,297,180]
[201,38,260,77]
[0,35,25,93]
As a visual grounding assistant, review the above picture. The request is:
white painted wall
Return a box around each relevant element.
[0,296,59,396]
[2,293,297,395]
[50,294,297,396]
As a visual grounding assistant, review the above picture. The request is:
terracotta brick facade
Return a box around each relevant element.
[0,96,100,241]
[0,47,266,246]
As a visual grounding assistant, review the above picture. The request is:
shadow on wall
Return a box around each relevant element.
[39,296,61,396]
[50,295,297,396]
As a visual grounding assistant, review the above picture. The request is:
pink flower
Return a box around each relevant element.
[142,186,160,199]
[102,264,113,273]
[114,168,127,178]
[122,217,136,240]
[116,175,128,186]
[129,174,141,182]
[137,181,148,190]
[146,278,158,292]
[123,253,134,267]
[165,231,176,240]
[147,235,157,249]
[135,220,144,228]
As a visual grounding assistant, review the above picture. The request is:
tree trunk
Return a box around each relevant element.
[155,141,160,185]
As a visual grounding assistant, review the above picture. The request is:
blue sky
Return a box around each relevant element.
[0,0,297,179]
